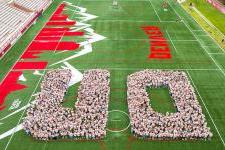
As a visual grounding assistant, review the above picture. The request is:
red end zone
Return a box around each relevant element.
[0,3,84,111]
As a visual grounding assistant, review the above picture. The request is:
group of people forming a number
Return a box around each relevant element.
[23,69,212,140]
[127,70,212,140]
[23,69,110,140]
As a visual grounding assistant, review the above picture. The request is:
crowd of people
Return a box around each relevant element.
[127,70,212,140]
[23,69,110,140]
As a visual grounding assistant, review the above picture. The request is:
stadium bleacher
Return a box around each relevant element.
[0,0,52,58]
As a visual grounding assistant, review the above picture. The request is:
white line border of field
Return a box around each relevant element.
[168,1,225,147]
[4,1,83,150]
[3,2,66,150]
[168,1,225,77]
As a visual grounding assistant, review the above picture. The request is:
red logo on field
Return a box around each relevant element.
[142,26,171,59]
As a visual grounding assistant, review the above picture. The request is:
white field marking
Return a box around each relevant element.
[8,99,21,111]
[52,42,92,65]
[77,12,98,22]
[208,53,225,55]
[63,1,87,12]
[187,71,225,147]
[169,1,225,146]
[2,1,83,147]
[70,21,91,32]
[148,0,161,22]
[0,63,83,122]
[53,32,67,53]
[4,70,46,150]
[33,70,44,76]
[0,104,32,121]
[111,119,122,122]
[203,45,219,47]
[166,30,178,53]
[18,74,26,82]
[53,6,100,55]
[0,2,62,85]
[52,29,106,65]
[168,1,225,78]
[61,62,83,86]
[106,110,131,133]
[192,29,203,31]
[181,6,225,52]
[52,2,83,55]
[198,35,209,37]
[0,124,23,140]
[12,68,220,71]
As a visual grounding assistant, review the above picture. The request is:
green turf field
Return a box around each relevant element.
[1,0,225,149]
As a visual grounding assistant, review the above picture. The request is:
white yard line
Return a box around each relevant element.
[148,0,161,22]
[208,53,225,55]
[166,30,178,53]
[187,71,225,147]
[4,70,46,150]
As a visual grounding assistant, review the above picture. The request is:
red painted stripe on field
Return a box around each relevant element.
[149,53,171,59]
[50,15,68,21]
[21,51,43,59]
[46,21,76,26]
[37,31,65,37]
[54,4,66,15]
[57,42,80,50]
[41,27,70,32]
[13,62,48,69]
[64,31,84,36]
[0,71,27,110]
[35,36,62,41]
[27,41,80,51]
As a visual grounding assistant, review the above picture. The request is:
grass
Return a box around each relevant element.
[0,0,225,150]
[147,87,177,114]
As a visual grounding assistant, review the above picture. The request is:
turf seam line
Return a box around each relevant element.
[187,71,225,147]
